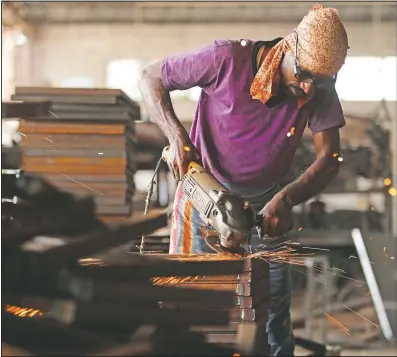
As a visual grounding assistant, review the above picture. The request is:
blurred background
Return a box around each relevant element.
[2,1,397,356]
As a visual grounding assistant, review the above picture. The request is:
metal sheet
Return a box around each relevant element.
[2,101,52,119]
[14,87,140,111]
[20,134,126,150]
[22,149,126,158]
[19,121,126,135]
[12,94,118,105]
[51,102,134,114]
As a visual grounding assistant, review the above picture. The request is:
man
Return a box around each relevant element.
[140,3,349,356]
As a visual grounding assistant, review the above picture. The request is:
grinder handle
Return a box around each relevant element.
[162,146,201,173]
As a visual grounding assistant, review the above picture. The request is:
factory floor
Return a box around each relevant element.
[291,292,397,356]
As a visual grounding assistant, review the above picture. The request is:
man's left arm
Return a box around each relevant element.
[263,89,346,237]
[277,126,342,207]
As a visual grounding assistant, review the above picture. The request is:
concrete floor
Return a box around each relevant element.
[291,292,397,356]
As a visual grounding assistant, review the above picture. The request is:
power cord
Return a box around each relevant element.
[139,157,163,254]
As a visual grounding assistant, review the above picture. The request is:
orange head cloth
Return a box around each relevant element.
[250,3,349,108]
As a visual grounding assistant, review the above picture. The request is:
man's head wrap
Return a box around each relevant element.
[250,3,349,108]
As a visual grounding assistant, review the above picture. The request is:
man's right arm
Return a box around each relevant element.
[140,62,190,145]
[139,43,218,178]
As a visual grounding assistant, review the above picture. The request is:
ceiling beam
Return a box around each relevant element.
[17,2,397,24]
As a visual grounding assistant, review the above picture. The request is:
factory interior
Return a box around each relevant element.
[1,1,397,356]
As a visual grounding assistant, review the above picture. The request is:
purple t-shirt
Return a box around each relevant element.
[161,39,345,187]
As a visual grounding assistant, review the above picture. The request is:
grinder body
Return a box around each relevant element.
[162,146,256,253]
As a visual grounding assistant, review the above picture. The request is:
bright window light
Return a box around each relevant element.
[107,59,145,101]
[381,57,397,101]
[60,77,93,88]
[107,60,203,102]
[336,56,397,101]
[14,32,27,46]
[186,87,202,101]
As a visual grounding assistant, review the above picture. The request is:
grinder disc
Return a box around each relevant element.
[204,235,247,256]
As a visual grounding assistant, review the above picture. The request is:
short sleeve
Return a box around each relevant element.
[161,42,217,92]
[308,89,346,135]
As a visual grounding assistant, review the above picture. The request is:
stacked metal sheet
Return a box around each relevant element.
[11,87,140,218]
[150,254,271,356]
[1,171,244,355]
[2,156,270,355]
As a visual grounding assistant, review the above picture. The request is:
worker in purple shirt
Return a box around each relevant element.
[140,4,349,356]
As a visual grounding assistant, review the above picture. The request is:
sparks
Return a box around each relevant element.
[152,275,201,286]
[58,173,104,196]
[342,304,379,328]
[48,110,58,118]
[5,305,44,318]
[294,267,325,284]
[15,130,26,137]
[384,178,392,186]
[302,246,330,252]
[324,312,351,336]
[332,266,346,274]
[247,247,312,267]
[384,247,389,258]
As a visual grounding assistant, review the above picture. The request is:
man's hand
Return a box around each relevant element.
[259,195,293,238]
[168,138,201,181]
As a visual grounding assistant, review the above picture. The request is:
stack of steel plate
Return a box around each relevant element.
[2,163,270,355]
[148,254,271,356]
[11,87,140,219]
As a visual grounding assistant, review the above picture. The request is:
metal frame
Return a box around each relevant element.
[351,228,394,341]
